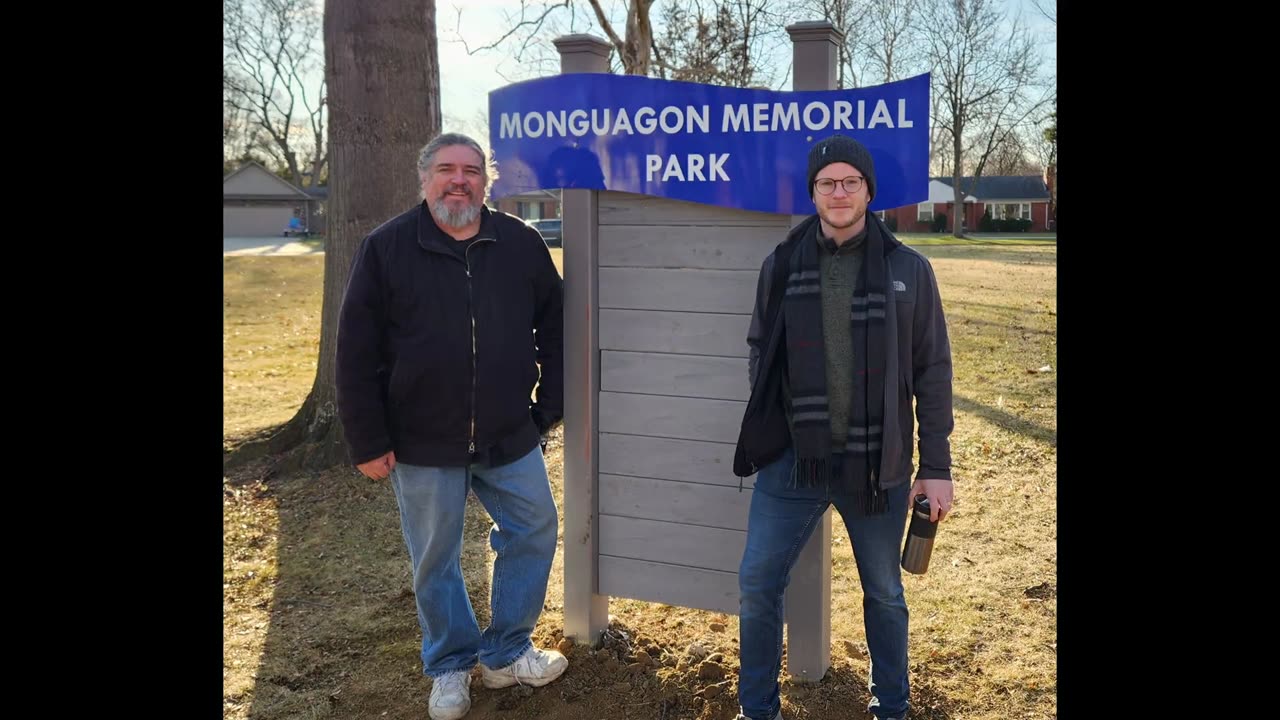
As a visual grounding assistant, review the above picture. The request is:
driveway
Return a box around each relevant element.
[224,237,323,256]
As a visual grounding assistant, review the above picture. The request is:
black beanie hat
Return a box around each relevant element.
[807,134,877,201]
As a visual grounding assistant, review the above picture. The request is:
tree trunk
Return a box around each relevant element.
[624,1,654,75]
[225,0,441,474]
[952,128,965,238]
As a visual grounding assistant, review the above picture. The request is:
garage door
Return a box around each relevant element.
[224,206,296,237]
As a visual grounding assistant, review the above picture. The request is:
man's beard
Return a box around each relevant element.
[818,204,865,230]
[432,191,482,228]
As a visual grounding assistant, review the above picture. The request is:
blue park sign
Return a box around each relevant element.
[488,73,930,215]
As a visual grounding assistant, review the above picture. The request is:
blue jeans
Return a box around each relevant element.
[389,446,558,677]
[738,447,912,720]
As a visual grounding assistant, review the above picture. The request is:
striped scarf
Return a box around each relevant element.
[783,215,889,515]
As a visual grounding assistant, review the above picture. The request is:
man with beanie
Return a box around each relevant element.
[732,134,955,720]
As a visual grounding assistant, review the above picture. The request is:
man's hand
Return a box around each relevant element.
[357,450,397,481]
[909,478,954,522]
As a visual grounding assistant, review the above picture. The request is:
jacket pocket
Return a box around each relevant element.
[387,338,432,410]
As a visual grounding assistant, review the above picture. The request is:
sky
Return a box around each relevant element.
[271,0,1055,160]
[434,0,1056,152]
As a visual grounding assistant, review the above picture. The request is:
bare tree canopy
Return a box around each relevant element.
[451,0,789,83]
[1030,0,1055,25]
[987,131,1040,176]
[224,0,328,187]
[653,0,783,87]
[788,0,922,89]
[918,0,1046,235]
[449,0,577,81]
[224,102,268,174]
[448,1,653,78]
[860,0,923,84]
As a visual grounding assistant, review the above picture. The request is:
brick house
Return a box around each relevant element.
[880,172,1054,233]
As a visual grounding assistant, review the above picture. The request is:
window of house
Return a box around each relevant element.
[994,203,1031,220]
[916,203,933,222]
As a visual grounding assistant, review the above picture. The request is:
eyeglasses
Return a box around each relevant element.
[814,176,865,195]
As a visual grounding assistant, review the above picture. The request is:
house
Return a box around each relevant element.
[880,172,1053,233]
[493,188,560,221]
[223,161,327,237]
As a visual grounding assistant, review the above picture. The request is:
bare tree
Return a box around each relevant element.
[788,0,921,89]
[448,0,652,79]
[453,0,789,86]
[1030,0,1056,25]
[653,0,781,87]
[963,82,1053,183]
[918,0,1043,236]
[726,0,786,88]
[223,101,271,173]
[585,0,657,74]
[1038,102,1056,170]
[224,0,328,187]
[1035,100,1056,219]
[227,0,441,471]
[860,0,922,84]
[443,110,487,140]
[457,1,738,80]
[655,2,732,83]
[993,91,1056,179]
[985,131,1039,176]
[929,122,952,177]
[789,0,868,89]
[449,0,579,82]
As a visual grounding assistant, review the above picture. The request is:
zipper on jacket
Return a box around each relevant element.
[463,238,495,456]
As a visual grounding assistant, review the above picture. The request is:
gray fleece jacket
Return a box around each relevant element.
[745,214,955,485]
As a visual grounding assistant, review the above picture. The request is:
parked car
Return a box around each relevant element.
[528,218,562,247]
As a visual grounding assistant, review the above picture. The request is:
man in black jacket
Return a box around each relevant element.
[336,132,566,720]
[733,135,955,720]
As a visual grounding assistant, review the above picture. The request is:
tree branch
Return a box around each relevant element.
[454,1,569,56]
[586,0,626,53]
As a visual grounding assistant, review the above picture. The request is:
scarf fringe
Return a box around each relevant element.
[790,456,830,489]
[846,467,889,515]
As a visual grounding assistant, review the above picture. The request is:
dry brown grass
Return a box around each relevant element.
[224,243,1054,719]
[223,256,323,445]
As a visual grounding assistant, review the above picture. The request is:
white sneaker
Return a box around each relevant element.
[480,646,568,689]
[428,670,472,720]
[736,709,784,720]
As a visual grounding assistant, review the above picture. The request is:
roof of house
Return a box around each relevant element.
[223,161,313,200]
[926,179,975,203]
[931,175,1049,201]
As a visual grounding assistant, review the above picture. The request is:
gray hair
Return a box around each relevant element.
[417,132,498,190]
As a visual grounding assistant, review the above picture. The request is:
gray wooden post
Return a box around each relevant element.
[554,33,613,647]
[782,20,844,683]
